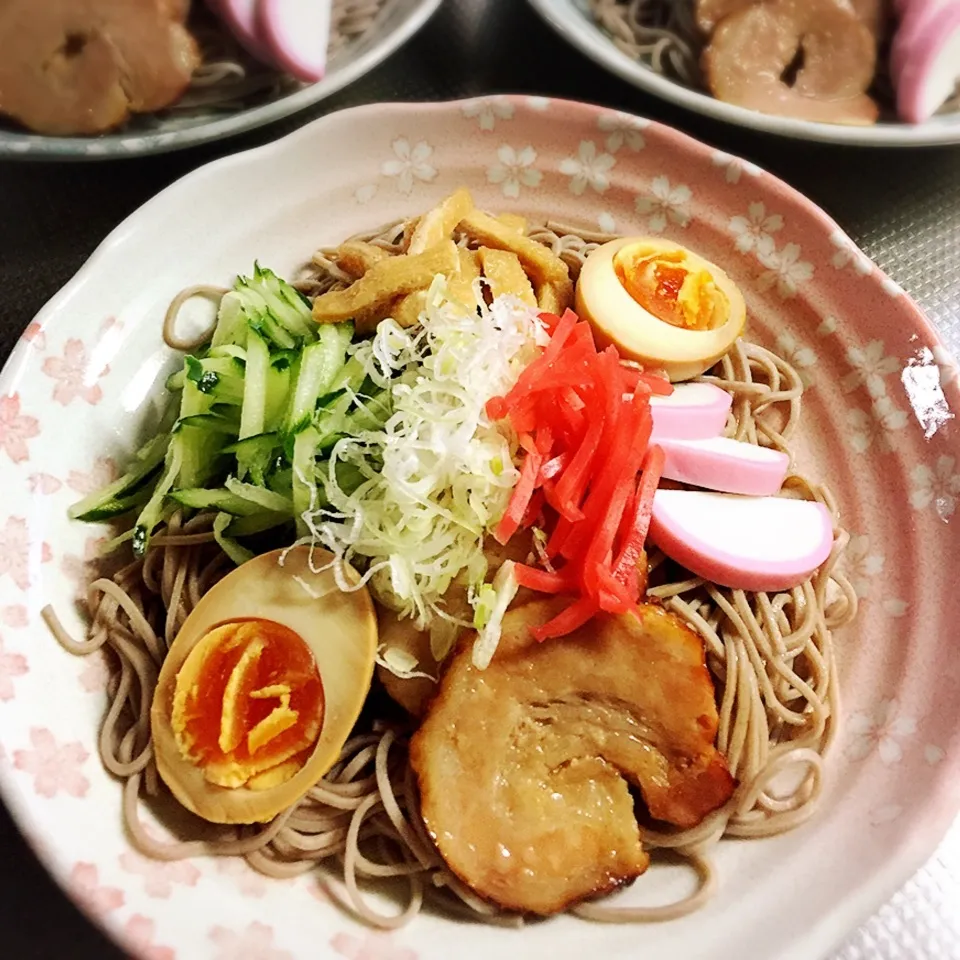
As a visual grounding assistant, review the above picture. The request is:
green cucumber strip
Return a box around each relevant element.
[223,432,280,486]
[71,486,152,524]
[253,263,314,339]
[264,362,292,432]
[213,512,254,566]
[175,413,239,436]
[166,369,186,391]
[266,466,293,497]
[283,328,350,437]
[208,344,247,362]
[167,488,264,517]
[68,434,169,522]
[291,427,319,537]
[237,329,269,478]
[211,292,249,348]
[226,511,291,537]
[223,476,293,515]
[132,439,184,557]
[327,351,366,395]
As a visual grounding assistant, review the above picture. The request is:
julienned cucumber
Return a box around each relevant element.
[70,262,377,565]
[283,324,353,437]
[69,434,170,522]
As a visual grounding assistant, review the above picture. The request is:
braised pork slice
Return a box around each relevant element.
[410,600,735,915]
[0,0,199,136]
[703,0,879,125]
[695,0,758,34]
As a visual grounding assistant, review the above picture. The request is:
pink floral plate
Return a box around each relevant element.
[0,97,958,960]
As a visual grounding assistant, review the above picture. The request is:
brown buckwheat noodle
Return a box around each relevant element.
[46,219,857,928]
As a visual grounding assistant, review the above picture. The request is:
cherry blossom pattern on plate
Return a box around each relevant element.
[596,111,647,153]
[29,473,62,494]
[69,862,125,919]
[829,230,873,277]
[846,698,917,764]
[881,597,909,618]
[757,242,814,299]
[843,534,885,600]
[0,635,27,701]
[331,931,418,960]
[0,515,52,590]
[119,849,201,899]
[486,145,542,199]
[209,921,293,960]
[774,332,816,387]
[41,338,109,406]
[380,139,437,196]
[61,535,109,587]
[67,456,118,496]
[13,727,90,798]
[711,149,762,184]
[841,340,900,397]
[634,176,692,233]
[20,321,46,349]
[123,915,176,960]
[846,396,909,455]
[1,604,28,628]
[597,211,617,234]
[924,745,946,766]
[559,141,615,196]
[818,316,839,337]
[461,96,514,131]
[909,455,960,521]
[729,202,783,257]
[216,856,271,898]
[78,648,111,694]
[0,394,39,464]
[353,184,378,206]
[525,95,551,111]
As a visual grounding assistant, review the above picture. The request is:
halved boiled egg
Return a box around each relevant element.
[575,237,746,381]
[151,546,377,824]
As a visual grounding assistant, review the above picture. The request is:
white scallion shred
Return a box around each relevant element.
[303,278,546,669]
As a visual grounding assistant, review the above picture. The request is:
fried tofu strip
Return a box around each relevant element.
[312,240,459,329]
[391,248,482,327]
[458,209,570,286]
[408,188,475,255]
[448,248,481,307]
[330,240,389,280]
[536,277,575,314]
[478,247,536,307]
[498,213,527,234]
[392,291,426,329]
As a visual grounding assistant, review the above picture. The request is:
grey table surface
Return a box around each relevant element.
[1,1,958,957]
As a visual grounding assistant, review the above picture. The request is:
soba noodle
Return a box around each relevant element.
[46,219,857,929]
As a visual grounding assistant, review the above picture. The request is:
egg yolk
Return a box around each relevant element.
[171,619,324,790]
[613,247,729,332]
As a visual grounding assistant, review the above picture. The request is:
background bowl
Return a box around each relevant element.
[0,0,442,160]
[527,0,960,147]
